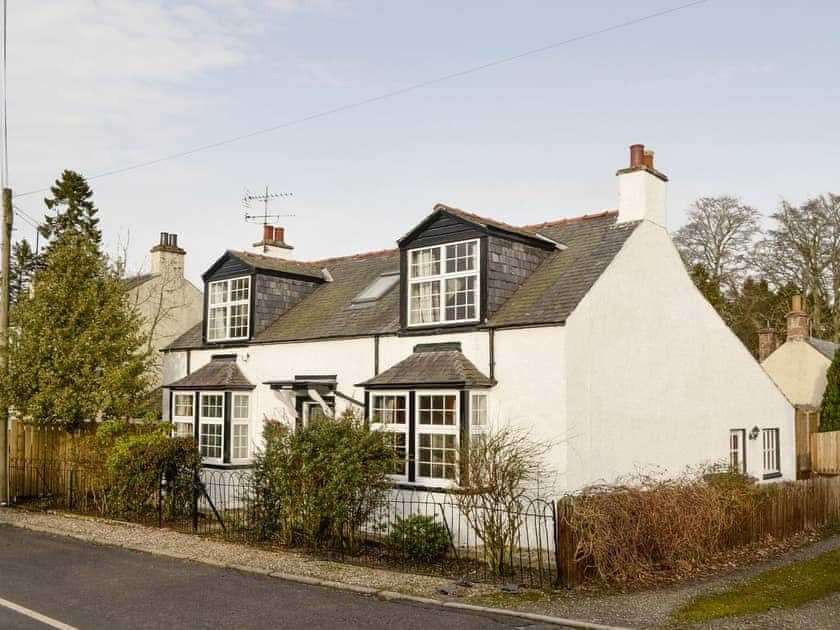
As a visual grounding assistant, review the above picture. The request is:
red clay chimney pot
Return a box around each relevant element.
[643,150,654,169]
[274,227,285,243]
[629,144,645,167]
[263,224,273,242]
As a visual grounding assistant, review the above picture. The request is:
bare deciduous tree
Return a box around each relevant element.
[756,194,840,339]
[673,196,761,296]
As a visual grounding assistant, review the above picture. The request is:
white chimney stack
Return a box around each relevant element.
[616,143,668,227]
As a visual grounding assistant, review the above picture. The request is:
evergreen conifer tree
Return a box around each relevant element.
[820,348,840,432]
[1,173,150,430]
[40,169,102,253]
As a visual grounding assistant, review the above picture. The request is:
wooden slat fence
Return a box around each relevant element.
[556,475,840,588]
[812,430,840,475]
[8,419,93,502]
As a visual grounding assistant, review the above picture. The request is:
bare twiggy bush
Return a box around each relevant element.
[454,425,552,576]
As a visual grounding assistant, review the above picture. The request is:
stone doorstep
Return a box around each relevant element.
[0,509,629,630]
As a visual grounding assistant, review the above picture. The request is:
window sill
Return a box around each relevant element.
[762,471,783,480]
[394,481,457,494]
[202,462,253,470]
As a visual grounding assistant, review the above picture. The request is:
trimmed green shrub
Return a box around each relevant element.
[820,348,840,431]
[105,422,200,518]
[250,410,398,548]
[383,515,451,562]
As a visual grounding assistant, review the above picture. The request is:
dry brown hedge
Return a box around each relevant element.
[560,470,780,587]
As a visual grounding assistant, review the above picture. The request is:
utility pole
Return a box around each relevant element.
[0,0,9,505]
[0,188,9,505]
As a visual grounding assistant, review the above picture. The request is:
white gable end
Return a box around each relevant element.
[564,220,795,487]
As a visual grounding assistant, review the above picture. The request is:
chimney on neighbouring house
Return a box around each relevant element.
[758,320,778,362]
[251,224,294,259]
[786,294,809,342]
[616,143,668,226]
[150,232,186,278]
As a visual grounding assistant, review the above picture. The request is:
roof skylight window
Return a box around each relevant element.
[352,271,399,304]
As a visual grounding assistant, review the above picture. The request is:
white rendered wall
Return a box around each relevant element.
[617,170,667,226]
[564,220,795,488]
[762,342,830,407]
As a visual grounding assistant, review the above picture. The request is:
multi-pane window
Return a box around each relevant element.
[173,393,194,438]
[418,434,457,481]
[471,394,487,429]
[207,276,251,341]
[762,428,780,476]
[408,240,479,326]
[199,393,224,461]
[231,394,250,461]
[370,394,408,477]
[417,394,457,425]
[729,429,745,474]
[416,393,459,482]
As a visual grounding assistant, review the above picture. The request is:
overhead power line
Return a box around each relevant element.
[14,0,709,198]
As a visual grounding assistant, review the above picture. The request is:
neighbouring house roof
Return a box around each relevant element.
[123,273,157,291]
[358,343,494,389]
[808,337,840,361]
[165,208,640,350]
[166,355,254,390]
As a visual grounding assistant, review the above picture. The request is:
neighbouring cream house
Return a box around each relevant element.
[125,233,203,391]
[760,295,838,476]
[161,145,796,492]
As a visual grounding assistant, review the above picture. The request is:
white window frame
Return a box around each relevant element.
[470,393,488,437]
[369,392,409,480]
[207,276,251,342]
[729,429,745,474]
[199,393,225,464]
[415,390,460,486]
[407,239,480,327]
[762,428,780,477]
[172,392,195,439]
[231,393,251,463]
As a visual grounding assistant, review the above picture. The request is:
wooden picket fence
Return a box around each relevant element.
[555,475,840,587]
[812,430,840,475]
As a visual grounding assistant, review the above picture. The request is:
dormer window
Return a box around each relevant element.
[408,239,479,326]
[208,276,251,341]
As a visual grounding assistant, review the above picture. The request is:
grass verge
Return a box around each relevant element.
[673,547,840,624]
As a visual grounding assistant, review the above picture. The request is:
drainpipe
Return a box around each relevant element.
[373,335,380,376]
[488,328,495,381]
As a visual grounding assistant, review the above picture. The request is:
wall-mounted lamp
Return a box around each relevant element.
[749,426,760,440]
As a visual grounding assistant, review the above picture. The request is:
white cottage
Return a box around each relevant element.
[162,145,795,492]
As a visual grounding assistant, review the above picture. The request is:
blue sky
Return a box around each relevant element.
[7,1,840,284]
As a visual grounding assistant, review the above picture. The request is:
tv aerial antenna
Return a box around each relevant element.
[243,186,295,226]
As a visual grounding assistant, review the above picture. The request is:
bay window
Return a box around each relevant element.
[199,393,224,462]
[231,393,250,462]
[172,393,194,438]
[416,393,459,483]
[207,276,251,341]
[369,394,408,477]
[408,240,479,326]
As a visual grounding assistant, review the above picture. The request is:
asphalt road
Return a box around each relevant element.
[0,525,558,630]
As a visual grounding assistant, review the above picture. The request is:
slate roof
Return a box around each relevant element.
[809,337,840,360]
[359,343,494,389]
[225,250,328,281]
[165,209,640,350]
[167,355,254,389]
[123,273,157,291]
[488,212,639,327]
